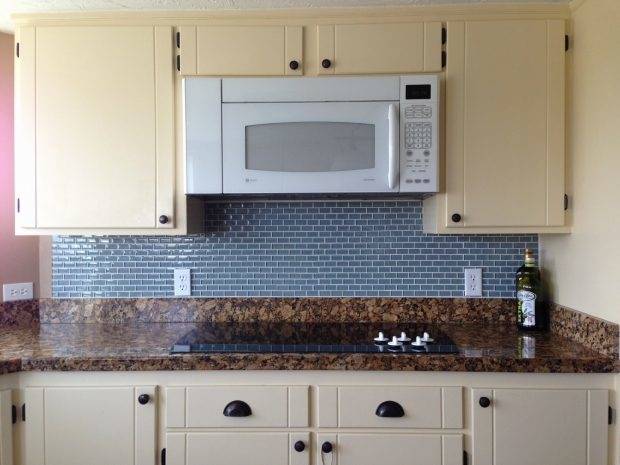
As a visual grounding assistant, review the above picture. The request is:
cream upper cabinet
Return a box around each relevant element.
[24,386,156,465]
[14,25,177,234]
[182,25,303,76]
[472,389,608,465]
[317,22,443,75]
[424,20,567,233]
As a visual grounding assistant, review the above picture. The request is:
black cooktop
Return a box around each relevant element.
[170,322,459,354]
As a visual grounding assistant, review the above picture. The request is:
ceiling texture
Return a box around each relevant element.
[1,0,569,33]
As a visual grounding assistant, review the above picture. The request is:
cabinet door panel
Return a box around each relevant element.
[197,26,294,75]
[337,434,452,465]
[472,389,607,465]
[319,23,431,75]
[0,391,12,465]
[186,433,289,465]
[444,20,565,228]
[33,26,173,229]
[25,387,156,465]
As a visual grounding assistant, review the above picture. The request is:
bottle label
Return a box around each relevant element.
[517,290,536,327]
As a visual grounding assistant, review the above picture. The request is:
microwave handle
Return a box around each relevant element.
[388,104,399,189]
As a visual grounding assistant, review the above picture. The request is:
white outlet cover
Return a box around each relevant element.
[464,268,483,297]
[2,282,34,302]
[174,269,191,297]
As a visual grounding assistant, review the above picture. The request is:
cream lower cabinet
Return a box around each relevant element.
[317,434,462,465]
[472,389,609,465]
[24,386,156,465]
[0,391,13,465]
[424,19,568,233]
[14,25,178,234]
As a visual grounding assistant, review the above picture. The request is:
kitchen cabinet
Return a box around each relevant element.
[180,25,303,76]
[0,391,13,465]
[424,20,568,233]
[24,386,156,465]
[472,388,608,465]
[317,22,443,75]
[167,432,310,465]
[316,433,462,465]
[14,25,178,234]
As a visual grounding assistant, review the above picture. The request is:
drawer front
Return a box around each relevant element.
[338,386,447,428]
[331,434,462,465]
[186,386,288,428]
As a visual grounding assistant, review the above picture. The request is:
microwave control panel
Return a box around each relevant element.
[399,75,439,193]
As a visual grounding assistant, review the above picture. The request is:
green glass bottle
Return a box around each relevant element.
[516,249,547,331]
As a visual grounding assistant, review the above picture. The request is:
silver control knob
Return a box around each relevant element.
[397,332,411,343]
[374,332,389,344]
[421,332,434,343]
[411,336,426,347]
[387,336,403,347]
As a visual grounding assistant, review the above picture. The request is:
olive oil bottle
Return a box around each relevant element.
[516,249,547,331]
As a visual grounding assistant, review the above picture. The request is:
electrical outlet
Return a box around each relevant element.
[464,268,482,297]
[174,269,191,297]
[2,282,34,302]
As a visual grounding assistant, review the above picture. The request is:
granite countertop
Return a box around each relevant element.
[0,322,615,374]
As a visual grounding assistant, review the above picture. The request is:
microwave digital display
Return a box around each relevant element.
[405,84,431,100]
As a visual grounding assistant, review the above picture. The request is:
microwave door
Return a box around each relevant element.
[221,101,399,194]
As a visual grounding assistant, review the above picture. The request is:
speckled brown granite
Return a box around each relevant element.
[39,297,516,324]
[0,299,39,326]
[0,322,614,374]
[550,302,619,358]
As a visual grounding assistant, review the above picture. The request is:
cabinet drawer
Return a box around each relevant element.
[168,432,310,465]
[167,386,308,428]
[333,386,461,428]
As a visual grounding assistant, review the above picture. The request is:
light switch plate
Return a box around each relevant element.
[2,282,34,302]
[464,268,482,297]
[174,269,191,296]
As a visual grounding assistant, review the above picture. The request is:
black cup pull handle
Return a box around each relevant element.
[321,441,333,454]
[479,396,491,408]
[223,400,252,417]
[375,400,405,418]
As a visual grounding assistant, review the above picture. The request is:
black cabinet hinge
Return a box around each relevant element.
[564,194,569,211]
[565,35,570,51]
[161,448,166,465]
[16,42,19,58]
[176,32,180,49]
[463,450,468,465]
[11,405,16,424]
[441,51,447,69]
[442,27,447,45]
[609,406,614,425]
[21,403,26,422]
[176,55,181,72]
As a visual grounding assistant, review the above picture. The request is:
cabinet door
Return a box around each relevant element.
[316,434,462,465]
[317,22,442,75]
[195,25,303,75]
[472,389,608,465]
[444,20,565,228]
[167,432,310,465]
[15,26,175,230]
[0,391,12,465]
[25,386,156,465]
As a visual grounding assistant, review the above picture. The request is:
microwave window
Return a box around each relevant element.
[245,122,375,172]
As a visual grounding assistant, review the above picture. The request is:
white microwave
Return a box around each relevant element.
[184,75,439,194]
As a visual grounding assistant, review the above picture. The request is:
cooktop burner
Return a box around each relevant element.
[170,323,459,354]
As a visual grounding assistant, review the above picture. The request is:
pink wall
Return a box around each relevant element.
[0,32,39,300]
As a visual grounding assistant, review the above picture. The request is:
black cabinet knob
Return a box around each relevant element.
[294,440,306,452]
[375,400,405,418]
[223,400,252,417]
[451,213,462,223]
[321,59,332,69]
[479,397,491,408]
[138,394,150,405]
[159,215,169,224]
[321,441,333,454]
[289,60,299,70]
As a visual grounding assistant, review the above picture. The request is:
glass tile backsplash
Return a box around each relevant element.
[52,200,538,298]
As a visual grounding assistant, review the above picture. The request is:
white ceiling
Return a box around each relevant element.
[1,0,569,33]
